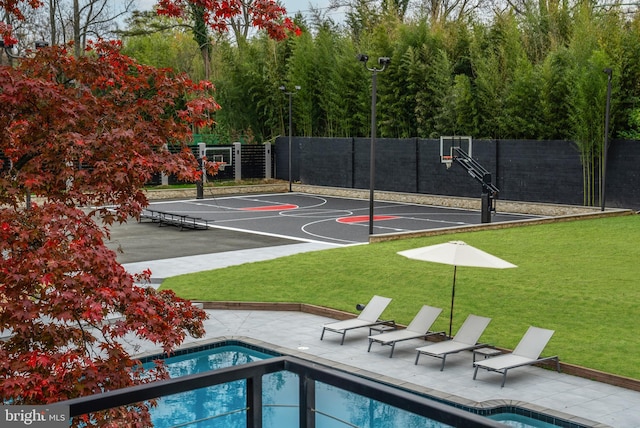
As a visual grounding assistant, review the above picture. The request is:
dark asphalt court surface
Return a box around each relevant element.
[105,219,298,264]
[105,192,538,264]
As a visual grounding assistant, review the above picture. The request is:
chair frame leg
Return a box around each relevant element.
[321,327,347,345]
[501,370,508,387]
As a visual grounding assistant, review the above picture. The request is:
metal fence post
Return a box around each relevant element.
[246,375,263,428]
[264,143,272,179]
[233,142,242,182]
[299,375,315,428]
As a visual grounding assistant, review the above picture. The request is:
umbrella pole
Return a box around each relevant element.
[449,266,457,338]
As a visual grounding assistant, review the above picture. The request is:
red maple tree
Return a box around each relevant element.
[1,1,297,425]
[0,40,215,425]
[156,0,302,40]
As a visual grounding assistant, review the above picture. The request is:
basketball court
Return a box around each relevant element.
[141,192,539,246]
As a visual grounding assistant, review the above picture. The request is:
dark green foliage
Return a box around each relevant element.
[540,48,574,140]
[616,17,640,140]
[122,3,640,144]
[503,59,545,139]
[121,3,640,204]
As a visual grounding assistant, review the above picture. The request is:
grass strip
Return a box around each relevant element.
[161,215,640,379]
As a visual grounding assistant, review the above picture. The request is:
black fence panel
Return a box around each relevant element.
[605,139,640,210]
[374,138,419,193]
[275,136,640,209]
[275,137,302,185]
[495,140,583,205]
[297,137,354,188]
[416,139,441,195]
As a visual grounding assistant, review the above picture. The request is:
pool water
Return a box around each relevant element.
[144,345,272,377]
[488,413,559,428]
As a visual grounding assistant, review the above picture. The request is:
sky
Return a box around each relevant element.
[281,0,346,22]
[135,0,347,24]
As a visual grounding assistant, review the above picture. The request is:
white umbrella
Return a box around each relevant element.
[398,241,517,337]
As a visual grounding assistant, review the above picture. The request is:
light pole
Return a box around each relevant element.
[357,54,390,235]
[601,68,612,211]
[280,85,300,192]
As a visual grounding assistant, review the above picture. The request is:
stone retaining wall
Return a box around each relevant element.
[143,183,290,200]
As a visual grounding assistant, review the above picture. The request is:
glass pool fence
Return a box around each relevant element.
[60,355,503,428]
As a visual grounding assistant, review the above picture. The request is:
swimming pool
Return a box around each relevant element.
[143,344,452,427]
[140,340,588,428]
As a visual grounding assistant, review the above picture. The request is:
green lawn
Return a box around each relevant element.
[160,215,640,379]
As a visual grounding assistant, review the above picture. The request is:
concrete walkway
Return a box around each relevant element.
[124,242,336,285]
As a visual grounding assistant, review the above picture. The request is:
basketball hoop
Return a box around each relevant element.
[442,155,453,169]
[217,162,227,171]
[440,136,471,169]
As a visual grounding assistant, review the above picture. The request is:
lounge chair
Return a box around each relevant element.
[367,305,444,358]
[320,295,393,345]
[414,314,492,371]
[473,326,560,387]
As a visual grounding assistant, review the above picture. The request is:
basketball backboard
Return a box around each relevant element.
[440,136,472,165]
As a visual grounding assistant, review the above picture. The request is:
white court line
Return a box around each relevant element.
[177,193,331,211]
[279,209,355,218]
[300,217,364,245]
[233,195,328,210]
[205,222,350,246]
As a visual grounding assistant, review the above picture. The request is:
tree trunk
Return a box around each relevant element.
[190,3,210,80]
[73,0,81,57]
[49,0,57,46]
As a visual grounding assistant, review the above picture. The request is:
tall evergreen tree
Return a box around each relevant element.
[450,73,479,136]
[503,58,544,138]
[540,47,574,140]
[569,4,613,206]
[286,30,317,136]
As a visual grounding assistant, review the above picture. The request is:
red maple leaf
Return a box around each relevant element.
[0,40,210,425]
